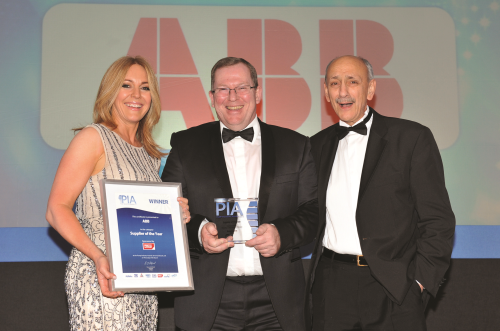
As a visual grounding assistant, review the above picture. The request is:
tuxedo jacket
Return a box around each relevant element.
[161,119,318,331]
[308,109,455,305]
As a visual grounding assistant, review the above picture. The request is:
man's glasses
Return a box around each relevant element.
[211,85,256,97]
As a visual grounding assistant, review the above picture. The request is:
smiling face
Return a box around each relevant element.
[324,56,376,126]
[209,63,262,131]
[112,64,151,126]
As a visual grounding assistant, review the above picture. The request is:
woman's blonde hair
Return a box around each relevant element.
[91,56,165,159]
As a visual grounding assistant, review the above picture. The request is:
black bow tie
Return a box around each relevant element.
[336,109,373,140]
[222,127,254,143]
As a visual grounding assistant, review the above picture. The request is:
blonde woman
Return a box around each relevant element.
[46,56,190,330]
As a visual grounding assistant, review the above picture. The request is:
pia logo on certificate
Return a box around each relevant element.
[118,195,136,205]
[143,243,155,250]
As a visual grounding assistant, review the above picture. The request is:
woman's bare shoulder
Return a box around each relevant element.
[68,126,104,155]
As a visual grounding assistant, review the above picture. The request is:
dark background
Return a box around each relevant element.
[1,259,499,331]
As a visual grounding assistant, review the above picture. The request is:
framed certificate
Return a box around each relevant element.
[100,179,193,292]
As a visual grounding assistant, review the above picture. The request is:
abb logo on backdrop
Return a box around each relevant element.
[40,5,458,150]
[127,18,402,131]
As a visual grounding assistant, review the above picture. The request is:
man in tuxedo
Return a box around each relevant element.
[161,57,318,331]
[308,55,455,330]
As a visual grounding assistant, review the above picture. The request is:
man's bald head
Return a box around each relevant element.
[324,55,374,83]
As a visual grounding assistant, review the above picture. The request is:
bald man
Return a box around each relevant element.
[307,56,455,331]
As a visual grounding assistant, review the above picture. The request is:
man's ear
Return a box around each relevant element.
[367,79,376,101]
[209,90,215,108]
[255,85,263,104]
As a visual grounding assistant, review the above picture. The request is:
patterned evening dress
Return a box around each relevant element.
[65,124,160,331]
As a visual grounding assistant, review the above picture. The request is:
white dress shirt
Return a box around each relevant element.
[200,116,263,276]
[323,107,372,255]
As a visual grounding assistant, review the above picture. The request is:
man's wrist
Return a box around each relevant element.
[416,280,425,292]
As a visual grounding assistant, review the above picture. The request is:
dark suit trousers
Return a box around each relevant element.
[178,276,283,331]
[312,255,427,331]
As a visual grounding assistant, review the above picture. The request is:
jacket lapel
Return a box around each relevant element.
[318,126,340,206]
[358,109,388,204]
[258,120,275,224]
[210,122,233,199]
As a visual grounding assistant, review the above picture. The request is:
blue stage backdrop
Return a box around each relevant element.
[1,0,500,262]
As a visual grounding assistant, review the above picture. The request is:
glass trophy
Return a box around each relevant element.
[214,198,258,244]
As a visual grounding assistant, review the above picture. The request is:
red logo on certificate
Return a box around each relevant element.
[143,243,155,250]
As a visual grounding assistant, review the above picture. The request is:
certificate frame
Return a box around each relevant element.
[100,179,193,292]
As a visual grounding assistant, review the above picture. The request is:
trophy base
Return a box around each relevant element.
[228,239,248,244]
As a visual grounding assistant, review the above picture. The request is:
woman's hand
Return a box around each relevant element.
[178,197,191,224]
[94,255,125,298]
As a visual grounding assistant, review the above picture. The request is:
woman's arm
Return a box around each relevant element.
[46,127,124,298]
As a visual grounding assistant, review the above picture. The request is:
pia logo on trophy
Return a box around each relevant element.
[215,198,258,244]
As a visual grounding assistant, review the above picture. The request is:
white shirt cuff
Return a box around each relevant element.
[198,219,209,246]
